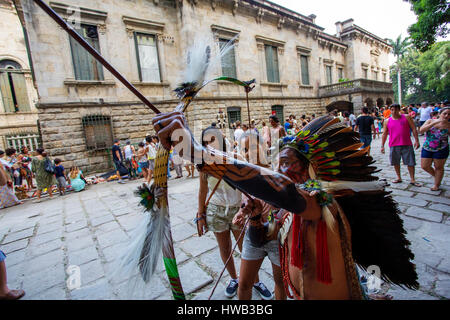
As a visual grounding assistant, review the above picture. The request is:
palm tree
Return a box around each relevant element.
[388,35,411,105]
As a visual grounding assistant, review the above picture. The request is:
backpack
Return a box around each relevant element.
[44,158,56,174]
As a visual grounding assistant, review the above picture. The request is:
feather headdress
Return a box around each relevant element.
[278,115,419,290]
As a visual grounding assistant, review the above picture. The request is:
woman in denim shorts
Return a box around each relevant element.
[195,127,268,298]
[230,132,283,300]
[419,107,450,191]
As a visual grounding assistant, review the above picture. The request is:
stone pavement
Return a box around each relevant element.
[0,136,448,300]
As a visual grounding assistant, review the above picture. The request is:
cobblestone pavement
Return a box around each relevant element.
[0,136,448,300]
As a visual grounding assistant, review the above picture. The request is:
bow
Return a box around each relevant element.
[30,0,186,299]
[31,0,256,299]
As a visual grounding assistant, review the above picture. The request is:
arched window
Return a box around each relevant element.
[376,98,384,108]
[364,98,374,108]
[0,59,30,112]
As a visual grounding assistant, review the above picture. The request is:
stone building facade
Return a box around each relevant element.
[17,0,394,173]
[0,0,39,151]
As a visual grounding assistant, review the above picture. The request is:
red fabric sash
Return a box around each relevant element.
[290,214,303,269]
[316,219,332,284]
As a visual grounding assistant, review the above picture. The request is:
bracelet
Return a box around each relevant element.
[298,179,333,207]
[193,214,206,224]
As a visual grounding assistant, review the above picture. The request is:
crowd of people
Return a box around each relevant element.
[336,101,449,191]
[0,100,448,300]
[110,134,197,185]
[212,99,449,194]
[0,145,92,208]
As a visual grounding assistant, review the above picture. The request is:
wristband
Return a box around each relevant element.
[298,179,333,207]
[193,213,206,224]
[193,216,204,223]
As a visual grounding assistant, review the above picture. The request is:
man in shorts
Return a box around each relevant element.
[355,107,376,156]
[112,139,125,184]
[381,104,421,186]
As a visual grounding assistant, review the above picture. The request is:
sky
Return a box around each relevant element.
[270,0,417,41]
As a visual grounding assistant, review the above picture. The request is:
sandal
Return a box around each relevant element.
[392,179,402,184]
[410,182,422,187]
[368,293,393,300]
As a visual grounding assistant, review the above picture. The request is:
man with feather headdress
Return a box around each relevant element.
[152,112,419,300]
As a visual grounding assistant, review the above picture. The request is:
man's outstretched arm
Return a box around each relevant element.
[152,112,308,214]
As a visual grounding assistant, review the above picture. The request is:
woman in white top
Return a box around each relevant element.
[146,136,157,183]
[195,126,245,298]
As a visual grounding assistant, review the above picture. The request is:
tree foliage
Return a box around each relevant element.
[387,35,412,59]
[406,0,450,51]
[390,41,450,104]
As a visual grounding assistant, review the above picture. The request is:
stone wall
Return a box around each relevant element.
[38,97,326,174]
[38,102,169,173]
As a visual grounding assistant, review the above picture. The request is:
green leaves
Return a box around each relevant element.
[390,41,450,103]
[387,35,412,60]
[406,0,450,51]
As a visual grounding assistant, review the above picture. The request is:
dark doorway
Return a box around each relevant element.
[376,98,384,108]
[364,98,374,108]
[326,100,354,114]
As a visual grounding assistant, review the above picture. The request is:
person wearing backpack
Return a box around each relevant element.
[31,148,56,202]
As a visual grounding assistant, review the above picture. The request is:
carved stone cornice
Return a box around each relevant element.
[255,35,285,48]
[211,24,240,43]
[296,45,312,56]
[277,16,285,29]
[49,2,107,23]
[232,0,238,16]
[256,7,264,24]
[122,16,165,38]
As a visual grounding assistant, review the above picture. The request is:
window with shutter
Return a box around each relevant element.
[300,55,310,85]
[70,24,104,80]
[219,39,237,78]
[265,45,280,83]
[0,72,14,112]
[135,33,161,82]
[11,73,30,111]
[0,60,30,112]
[326,65,333,84]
